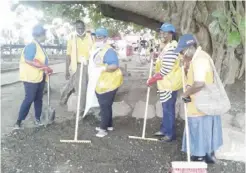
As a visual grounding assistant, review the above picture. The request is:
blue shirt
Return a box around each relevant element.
[24,42,48,65]
[103,48,119,66]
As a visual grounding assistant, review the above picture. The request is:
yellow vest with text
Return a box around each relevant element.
[94,45,123,94]
[69,33,94,74]
[155,41,182,91]
[186,50,214,116]
[19,40,47,83]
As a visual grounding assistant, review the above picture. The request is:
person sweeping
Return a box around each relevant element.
[147,23,182,142]
[174,34,223,164]
[88,27,123,138]
[14,24,53,129]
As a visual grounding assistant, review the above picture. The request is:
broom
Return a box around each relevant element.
[171,65,207,173]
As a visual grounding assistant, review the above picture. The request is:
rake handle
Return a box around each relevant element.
[141,58,154,138]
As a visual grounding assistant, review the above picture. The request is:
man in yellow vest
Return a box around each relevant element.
[147,23,182,142]
[89,28,123,137]
[60,20,93,114]
[14,24,53,129]
[174,34,223,163]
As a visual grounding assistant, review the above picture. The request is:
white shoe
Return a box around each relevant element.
[96,129,108,138]
[96,127,114,131]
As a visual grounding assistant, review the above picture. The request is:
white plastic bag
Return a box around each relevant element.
[83,48,103,118]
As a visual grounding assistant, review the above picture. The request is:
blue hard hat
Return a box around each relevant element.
[93,27,108,37]
[32,24,46,37]
[174,34,197,53]
[160,23,176,33]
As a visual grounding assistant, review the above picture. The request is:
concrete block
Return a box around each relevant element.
[215,127,245,162]
[67,94,78,112]
[132,101,155,119]
[155,101,162,118]
[232,113,245,132]
[113,101,132,117]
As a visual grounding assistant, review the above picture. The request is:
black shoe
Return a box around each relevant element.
[205,153,216,164]
[190,156,205,162]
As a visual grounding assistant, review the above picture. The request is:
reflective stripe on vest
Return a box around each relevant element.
[19,40,46,83]
[155,41,182,91]
[95,45,123,94]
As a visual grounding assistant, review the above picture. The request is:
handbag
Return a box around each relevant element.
[193,50,231,115]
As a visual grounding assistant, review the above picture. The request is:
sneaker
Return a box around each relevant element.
[96,129,108,138]
[159,136,173,142]
[96,127,114,131]
[154,131,165,136]
[107,127,114,131]
[13,123,23,130]
[34,120,44,126]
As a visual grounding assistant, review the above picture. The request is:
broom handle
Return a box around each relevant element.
[47,76,50,106]
[142,58,154,138]
[181,65,191,162]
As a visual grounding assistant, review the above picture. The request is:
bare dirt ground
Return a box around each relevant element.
[1,57,245,173]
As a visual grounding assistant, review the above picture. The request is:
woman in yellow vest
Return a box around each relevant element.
[14,24,53,129]
[174,34,223,164]
[91,28,123,138]
[147,23,182,142]
[60,20,94,114]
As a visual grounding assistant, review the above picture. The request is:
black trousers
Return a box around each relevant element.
[96,89,118,130]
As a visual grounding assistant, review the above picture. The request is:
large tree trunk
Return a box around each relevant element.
[101,1,245,84]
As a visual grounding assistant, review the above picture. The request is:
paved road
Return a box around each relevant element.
[1,63,65,86]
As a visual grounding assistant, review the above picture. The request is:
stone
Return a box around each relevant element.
[67,94,78,112]
[231,113,245,132]
[112,101,132,117]
[215,126,246,162]
[132,101,155,119]
[221,113,233,128]
[155,101,162,118]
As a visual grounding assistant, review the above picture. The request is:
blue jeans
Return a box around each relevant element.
[96,89,118,130]
[18,76,46,121]
[160,91,178,139]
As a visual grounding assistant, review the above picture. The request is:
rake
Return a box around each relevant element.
[60,53,91,144]
[128,58,158,142]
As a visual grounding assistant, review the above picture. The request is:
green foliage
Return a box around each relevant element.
[209,9,243,48]
[227,31,241,48]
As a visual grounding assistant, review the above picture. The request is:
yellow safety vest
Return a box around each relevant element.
[19,40,47,83]
[155,41,182,91]
[70,33,93,74]
[186,51,214,116]
[94,45,123,94]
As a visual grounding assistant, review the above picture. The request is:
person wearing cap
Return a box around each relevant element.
[89,27,123,138]
[60,20,94,114]
[174,34,223,163]
[14,24,53,129]
[147,23,182,142]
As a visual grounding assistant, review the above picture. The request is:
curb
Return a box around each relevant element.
[1,61,65,73]
[1,72,63,87]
